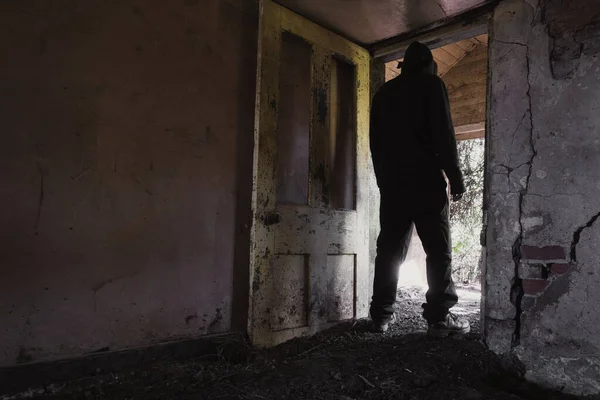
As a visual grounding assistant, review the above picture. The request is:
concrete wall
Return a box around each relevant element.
[484,0,600,394]
[0,0,257,366]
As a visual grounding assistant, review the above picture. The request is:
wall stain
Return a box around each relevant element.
[313,163,330,204]
[207,308,223,333]
[16,347,35,364]
[252,266,261,292]
[92,271,140,293]
[131,174,153,195]
[204,126,217,145]
[202,43,214,57]
[185,314,198,325]
[131,5,143,16]
[71,169,91,183]
[39,38,47,54]
[34,162,44,232]
[89,347,110,354]
[313,88,328,124]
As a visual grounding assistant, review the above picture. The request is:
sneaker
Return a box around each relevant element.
[373,313,396,333]
[427,312,470,337]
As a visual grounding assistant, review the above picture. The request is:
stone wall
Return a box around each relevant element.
[484,0,600,394]
[0,0,258,366]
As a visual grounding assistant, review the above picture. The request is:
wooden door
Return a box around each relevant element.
[250,0,371,346]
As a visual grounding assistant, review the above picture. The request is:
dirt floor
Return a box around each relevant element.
[2,286,588,400]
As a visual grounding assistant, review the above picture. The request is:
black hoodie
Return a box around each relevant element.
[370,42,465,196]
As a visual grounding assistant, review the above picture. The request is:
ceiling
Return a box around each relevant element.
[385,34,488,80]
[275,0,495,46]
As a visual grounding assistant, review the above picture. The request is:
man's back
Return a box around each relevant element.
[369,42,469,338]
[370,70,463,196]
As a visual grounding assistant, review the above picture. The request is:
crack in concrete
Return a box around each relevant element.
[495,161,531,175]
[491,40,528,66]
[495,39,528,48]
[507,112,529,168]
[527,192,584,198]
[511,40,537,348]
[570,211,600,263]
[511,199,525,348]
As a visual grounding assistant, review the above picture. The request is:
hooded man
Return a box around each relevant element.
[369,41,470,337]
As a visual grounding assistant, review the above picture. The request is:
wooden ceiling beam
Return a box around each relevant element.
[370,1,498,63]
[455,123,485,141]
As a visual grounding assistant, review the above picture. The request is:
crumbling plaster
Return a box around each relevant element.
[485,0,600,394]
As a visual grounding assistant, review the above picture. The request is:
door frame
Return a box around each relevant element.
[370,13,493,327]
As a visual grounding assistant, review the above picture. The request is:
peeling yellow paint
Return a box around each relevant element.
[249,0,371,347]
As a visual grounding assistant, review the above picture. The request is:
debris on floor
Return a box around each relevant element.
[2,286,583,400]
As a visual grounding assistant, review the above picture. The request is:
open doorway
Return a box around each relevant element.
[250,0,491,344]
[380,34,488,327]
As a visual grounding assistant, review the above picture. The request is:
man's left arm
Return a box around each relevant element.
[428,77,465,198]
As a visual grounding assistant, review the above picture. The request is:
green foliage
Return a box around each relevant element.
[450,138,484,284]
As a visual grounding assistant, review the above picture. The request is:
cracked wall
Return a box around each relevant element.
[0,0,258,366]
[484,0,600,394]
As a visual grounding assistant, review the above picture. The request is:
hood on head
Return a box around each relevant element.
[401,42,434,75]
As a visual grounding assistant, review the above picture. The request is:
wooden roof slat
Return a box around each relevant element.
[432,48,457,67]
[442,44,465,58]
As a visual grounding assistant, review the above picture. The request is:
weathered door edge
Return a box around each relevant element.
[248,0,269,339]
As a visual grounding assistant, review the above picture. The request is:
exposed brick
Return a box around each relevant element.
[520,245,566,261]
[521,294,537,311]
[522,279,549,295]
[551,263,570,275]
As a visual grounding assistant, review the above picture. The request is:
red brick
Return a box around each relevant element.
[522,279,549,295]
[520,245,566,261]
[551,263,570,275]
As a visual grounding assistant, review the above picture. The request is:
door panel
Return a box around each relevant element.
[276,32,311,205]
[330,57,357,210]
[250,0,370,347]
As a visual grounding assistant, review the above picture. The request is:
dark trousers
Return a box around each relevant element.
[370,188,458,324]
